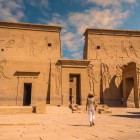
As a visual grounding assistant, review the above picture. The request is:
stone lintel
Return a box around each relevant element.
[13,71,40,76]
[58,59,90,67]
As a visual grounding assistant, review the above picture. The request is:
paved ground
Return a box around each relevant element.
[0,106,140,140]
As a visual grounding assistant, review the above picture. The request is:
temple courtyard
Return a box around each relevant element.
[0,106,140,140]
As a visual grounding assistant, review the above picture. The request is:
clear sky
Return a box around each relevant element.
[0,0,140,59]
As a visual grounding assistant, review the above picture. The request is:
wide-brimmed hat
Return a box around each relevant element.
[88,91,93,95]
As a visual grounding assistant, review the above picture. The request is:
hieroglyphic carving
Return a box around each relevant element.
[115,65,122,88]
[87,64,97,94]
[102,64,111,90]
[17,35,25,50]
[52,63,61,95]
[93,37,109,58]
[101,42,109,56]
[0,59,10,79]
[5,34,15,48]
[121,41,129,57]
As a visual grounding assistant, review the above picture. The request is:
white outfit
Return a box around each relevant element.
[87,97,95,122]
[88,107,95,122]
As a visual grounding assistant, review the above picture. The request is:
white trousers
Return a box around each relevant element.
[88,107,95,122]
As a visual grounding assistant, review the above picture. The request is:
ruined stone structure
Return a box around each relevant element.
[0,22,140,109]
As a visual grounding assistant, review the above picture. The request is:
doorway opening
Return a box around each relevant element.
[69,74,81,105]
[23,83,32,106]
[125,78,135,107]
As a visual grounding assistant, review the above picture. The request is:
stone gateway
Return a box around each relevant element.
[0,22,140,109]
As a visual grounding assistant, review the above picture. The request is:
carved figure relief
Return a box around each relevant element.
[102,64,111,90]
[115,65,122,88]
[17,35,25,50]
[94,37,109,58]
[6,35,15,48]
[121,41,129,57]
[52,64,61,95]
[87,64,97,94]
[129,41,138,57]
[0,59,10,79]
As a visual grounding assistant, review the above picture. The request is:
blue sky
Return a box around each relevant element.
[0,0,140,59]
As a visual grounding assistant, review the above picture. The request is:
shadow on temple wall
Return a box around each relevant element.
[100,75,123,107]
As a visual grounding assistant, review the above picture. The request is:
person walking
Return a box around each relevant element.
[86,91,97,127]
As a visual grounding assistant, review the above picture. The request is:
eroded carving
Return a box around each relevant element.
[6,35,15,48]
[121,41,129,57]
[17,35,25,50]
[52,63,61,95]
[129,41,138,57]
[115,65,122,88]
[0,59,10,79]
[87,64,97,94]
[102,64,111,90]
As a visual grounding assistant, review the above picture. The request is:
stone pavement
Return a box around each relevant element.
[0,106,140,140]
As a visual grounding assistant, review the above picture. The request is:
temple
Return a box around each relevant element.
[0,21,140,110]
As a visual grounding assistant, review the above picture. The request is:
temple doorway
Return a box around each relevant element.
[69,74,81,105]
[125,78,135,107]
[23,83,32,106]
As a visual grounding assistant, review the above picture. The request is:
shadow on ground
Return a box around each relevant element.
[67,124,90,127]
[111,112,140,119]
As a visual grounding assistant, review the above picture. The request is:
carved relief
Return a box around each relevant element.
[5,35,15,48]
[115,65,122,88]
[101,42,109,56]
[93,37,109,58]
[17,35,25,50]
[129,41,138,57]
[0,59,10,79]
[87,64,97,94]
[121,41,129,57]
[102,64,111,90]
[52,63,61,95]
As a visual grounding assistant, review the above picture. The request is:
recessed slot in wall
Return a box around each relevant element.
[97,46,100,49]
[48,43,52,47]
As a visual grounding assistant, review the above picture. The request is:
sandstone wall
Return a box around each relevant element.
[84,29,140,106]
[0,22,61,106]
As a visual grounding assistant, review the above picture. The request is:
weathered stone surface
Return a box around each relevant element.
[0,22,140,111]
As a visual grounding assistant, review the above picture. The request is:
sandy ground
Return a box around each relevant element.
[0,106,140,140]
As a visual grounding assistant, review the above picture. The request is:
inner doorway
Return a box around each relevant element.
[69,74,81,105]
[23,83,32,106]
[125,78,135,107]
